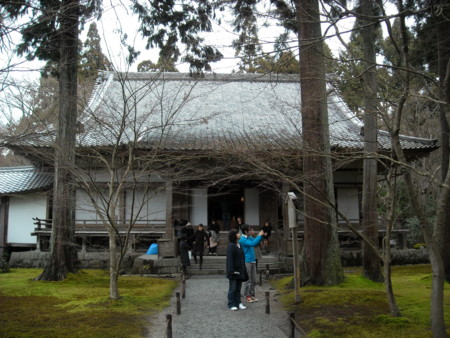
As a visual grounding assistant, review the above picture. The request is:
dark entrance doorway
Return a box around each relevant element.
[208,185,244,231]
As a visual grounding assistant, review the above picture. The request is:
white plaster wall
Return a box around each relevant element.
[75,188,167,223]
[125,188,167,221]
[245,188,260,226]
[76,189,102,222]
[190,188,208,225]
[337,188,359,221]
[8,193,47,244]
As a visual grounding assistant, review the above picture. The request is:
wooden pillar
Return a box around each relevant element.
[281,183,289,256]
[165,181,173,240]
[0,197,9,256]
[81,235,87,253]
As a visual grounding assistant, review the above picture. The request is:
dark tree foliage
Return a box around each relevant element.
[79,22,112,79]
[131,0,222,72]
[137,58,179,72]
[408,0,450,283]
[2,0,100,64]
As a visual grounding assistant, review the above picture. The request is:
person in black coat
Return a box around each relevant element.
[193,224,209,270]
[179,234,191,279]
[226,229,248,311]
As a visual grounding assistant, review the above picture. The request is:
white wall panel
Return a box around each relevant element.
[245,188,259,226]
[337,188,359,221]
[190,188,208,225]
[8,193,47,244]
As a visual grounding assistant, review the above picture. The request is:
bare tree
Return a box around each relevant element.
[68,72,228,299]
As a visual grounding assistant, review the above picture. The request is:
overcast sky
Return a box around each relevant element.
[1,0,358,81]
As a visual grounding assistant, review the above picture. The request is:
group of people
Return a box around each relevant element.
[226,224,268,310]
[178,221,221,277]
[177,217,272,310]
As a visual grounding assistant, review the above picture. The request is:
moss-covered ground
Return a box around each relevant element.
[0,269,178,337]
[271,265,450,337]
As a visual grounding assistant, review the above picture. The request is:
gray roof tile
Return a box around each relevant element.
[80,72,437,152]
[18,72,436,153]
[0,166,53,194]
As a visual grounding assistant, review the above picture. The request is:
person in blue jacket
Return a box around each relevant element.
[226,229,248,311]
[239,225,265,303]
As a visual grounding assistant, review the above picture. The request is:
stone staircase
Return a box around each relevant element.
[186,253,284,276]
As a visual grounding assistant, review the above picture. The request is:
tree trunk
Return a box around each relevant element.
[437,1,450,284]
[360,0,383,283]
[392,99,448,337]
[109,230,120,300]
[35,0,79,281]
[296,0,343,286]
[383,224,401,316]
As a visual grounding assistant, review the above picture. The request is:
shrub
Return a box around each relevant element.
[0,255,10,273]
[413,243,426,250]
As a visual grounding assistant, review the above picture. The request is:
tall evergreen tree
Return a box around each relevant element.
[79,22,112,79]
[359,0,383,283]
[3,0,101,281]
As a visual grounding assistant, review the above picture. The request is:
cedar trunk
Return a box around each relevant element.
[35,0,79,281]
[360,0,383,282]
[296,0,343,285]
[437,2,450,284]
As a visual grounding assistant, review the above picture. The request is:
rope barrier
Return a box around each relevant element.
[286,311,308,337]
[164,274,186,337]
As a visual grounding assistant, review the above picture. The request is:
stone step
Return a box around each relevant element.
[186,254,284,275]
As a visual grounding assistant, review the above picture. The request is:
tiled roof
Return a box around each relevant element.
[15,72,434,154]
[79,72,437,153]
[0,166,53,194]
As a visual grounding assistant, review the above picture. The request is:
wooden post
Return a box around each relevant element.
[265,291,270,314]
[265,264,270,280]
[289,312,295,338]
[176,292,181,314]
[166,314,172,338]
[181,278,186,299]
[288,192,301,304]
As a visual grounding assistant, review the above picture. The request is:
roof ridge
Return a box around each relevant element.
[109,71,300,83]
[0,166,37,172]
[378,130,438,145]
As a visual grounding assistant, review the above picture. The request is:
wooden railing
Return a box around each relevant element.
[33,217,166,233]
[33,217,52,230]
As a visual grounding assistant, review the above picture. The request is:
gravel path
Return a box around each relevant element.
[146,275,291,337]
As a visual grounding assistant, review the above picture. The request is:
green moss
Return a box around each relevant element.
[271,265,449,337]
[374,314,412,326]
[0,269,178,337]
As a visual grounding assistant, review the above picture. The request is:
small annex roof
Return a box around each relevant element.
[0,166,53,195]
[78,72,437,153]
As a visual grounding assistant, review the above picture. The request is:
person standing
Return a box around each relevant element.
[179,233,191,279]
[236,216,245,232]
[239,225,264,303]
[208,221,219,255]
[261,221,273,254]
[226,229,247,311]
[193,224,208,270]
